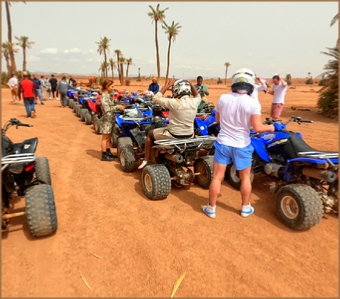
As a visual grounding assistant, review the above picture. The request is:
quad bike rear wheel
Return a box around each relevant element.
[194,156,214,189]
[275,184,324,230]
[92,115,101,134]
[118,137,136,172]
[142,164,171,200]
[34,156,52,185]
[225,163,254,190]
[25,184,58,237]
[84,112,92,125]
[76,106,82,118]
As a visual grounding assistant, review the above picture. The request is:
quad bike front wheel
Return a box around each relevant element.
[275,184,324,230]
[34,156,52,185]
[118,137,136,172]
[225,163,254,190]
[68,99,74,108]
[84,112,92,125]
[80,108,88,122]
[194,156,214,189]
[25,184,58,237]
[111,124,121,148]
[142,164,171,200]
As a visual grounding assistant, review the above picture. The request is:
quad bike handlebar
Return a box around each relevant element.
[2,118,33,135]
[263,116,313,126]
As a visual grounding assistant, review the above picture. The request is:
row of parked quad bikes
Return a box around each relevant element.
[66,87,339,231]
[1,87,338,239]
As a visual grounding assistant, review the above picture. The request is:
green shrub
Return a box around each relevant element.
[305,78,313,84]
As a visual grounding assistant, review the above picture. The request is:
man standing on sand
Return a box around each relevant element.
[18,72,37,118]
[33,74,44,105]
[194,75,210,113]
[268,74,287,120]
[48,74,58,100]
[7,73,19,104]
[202,68,275,219]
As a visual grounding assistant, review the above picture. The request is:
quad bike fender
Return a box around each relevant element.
[251,137,270,162]
[195,118,209,136]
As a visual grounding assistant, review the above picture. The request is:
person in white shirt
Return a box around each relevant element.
[7,74,19,104]
[202,68,275,219]
[251,76,268,101]
[268,74,287,119]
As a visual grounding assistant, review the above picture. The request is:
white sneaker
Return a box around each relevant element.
[241,204,255,217]
[55,97,59,100]
[138,160,148,169]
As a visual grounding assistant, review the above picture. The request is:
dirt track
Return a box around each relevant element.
[1,81,338,298]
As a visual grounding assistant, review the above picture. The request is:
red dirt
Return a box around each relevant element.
[1,79,338,298]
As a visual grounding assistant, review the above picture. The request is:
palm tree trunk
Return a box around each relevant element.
[120,63,124,85]
[5,3,16,74]
[23,47,27,71]
[4,53,11,75]
[225,67,227,85]
[126,65,128,79]
[226,67,229,85]
[104,51,107,78]
[165,39,172,85]
[155,21,160,81]
[111,69,114,81]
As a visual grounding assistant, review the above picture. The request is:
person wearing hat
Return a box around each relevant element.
[148,77,160,94]
[18,71,37,118]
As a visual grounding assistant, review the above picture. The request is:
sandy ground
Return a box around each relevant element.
[1,79,338,298]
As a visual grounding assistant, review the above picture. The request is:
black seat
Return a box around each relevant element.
[283,133,337,159]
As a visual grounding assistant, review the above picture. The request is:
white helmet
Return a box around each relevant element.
[172,79,191,98]
[231,68,255,95]
[144,90,154,97]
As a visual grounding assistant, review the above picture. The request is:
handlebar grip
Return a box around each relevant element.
[19,123,33,127]
[302,120,313,123]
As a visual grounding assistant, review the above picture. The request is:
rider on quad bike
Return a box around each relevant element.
[138,78,202,169]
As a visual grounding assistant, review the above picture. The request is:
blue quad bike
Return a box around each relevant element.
[111,99,168,148]
[115,104,169,170]
[1,118,57,237]
[225,116,338,230]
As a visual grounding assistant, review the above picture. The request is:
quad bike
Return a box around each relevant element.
[226,116,338,230]
[115,105,167,170]
[87,98,102,134]
[2,118,57,237]
[141,136,216,200]
[111,101,168,149]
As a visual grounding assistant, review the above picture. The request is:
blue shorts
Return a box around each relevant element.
[214,141,254,170]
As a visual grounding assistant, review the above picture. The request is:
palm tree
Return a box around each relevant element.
[96,37,111,78]
[2,42,12,75]
[15,36,34,72]
[108,58,117,81]
[330,13,338,26]
[224,62,231,85]
[162,21,181,85]
[114,49,122,84]
[125,58,135,79]
[147,3,168,81]
[317,46,338,118]
[99,61,109,77]
[119,57,126,85]
[5,2,25,73]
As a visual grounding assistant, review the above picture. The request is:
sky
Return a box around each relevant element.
[1,1,338,79]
